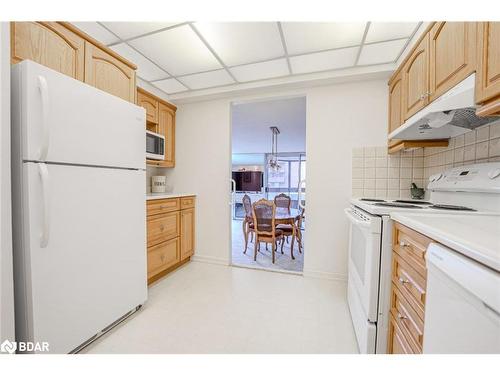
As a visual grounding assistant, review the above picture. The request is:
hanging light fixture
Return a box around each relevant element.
[268,126,281,171]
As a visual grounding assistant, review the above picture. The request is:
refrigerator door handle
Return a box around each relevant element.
[37,75,50,161]
[38,163,50,248]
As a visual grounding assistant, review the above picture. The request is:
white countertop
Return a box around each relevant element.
[146,193,196,200]
[390,212,500,271]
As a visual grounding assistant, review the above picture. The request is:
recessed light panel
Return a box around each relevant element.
[290,47,359,74]
[230,59,289,82]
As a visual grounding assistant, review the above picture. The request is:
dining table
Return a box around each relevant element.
[274,207,302,260]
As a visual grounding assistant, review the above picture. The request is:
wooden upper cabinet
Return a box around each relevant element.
[137,89,159,124]
[402,33,430,120]
[84,42,136,103]
[11,22,85,80]
[158,102,176,167]
[476,22,500,105]
[388,72,403,135]
[429,22,477,102]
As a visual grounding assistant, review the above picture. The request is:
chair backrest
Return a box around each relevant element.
[274,193,291,209]
[242,194,253,219]
[252,199,276,236]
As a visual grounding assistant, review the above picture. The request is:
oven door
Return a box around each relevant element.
[344,206,382,321]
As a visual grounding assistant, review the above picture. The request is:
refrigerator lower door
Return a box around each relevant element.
[16,162,146,353]
[12,60,145,169]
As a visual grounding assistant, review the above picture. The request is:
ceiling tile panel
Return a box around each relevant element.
[194,22,284,66]
[110,43,169,81]
[71,22,120,45]
[357,39,407,65]
[151,78,188,94]
[101,22,182,40]
[178,69,234,90]
[230,59,289,82]
[129,25,222,76]
[290,47,359,74]
[365,22,419,43]
[282,22,366,55]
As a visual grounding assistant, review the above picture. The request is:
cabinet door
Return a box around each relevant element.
[158,102,176,167]
[402,34,430,120]
[147,238,180,280]
[180,208,195,261]
[388,72,403,135]
[84,42,136,103]
[429,22,476,102]
[476,22,500,104]
[11,22,85,80]
[137,90,158,124]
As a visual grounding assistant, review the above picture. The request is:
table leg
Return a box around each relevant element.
[290,219,296,260]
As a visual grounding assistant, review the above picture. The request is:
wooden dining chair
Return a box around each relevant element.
[274,193,291,209]
[242,194,254,254]
[252,199,283,264]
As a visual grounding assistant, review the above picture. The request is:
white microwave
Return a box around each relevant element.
[146,130,165,160]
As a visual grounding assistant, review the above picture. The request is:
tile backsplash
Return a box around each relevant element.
[352,146,425,199]
[423,121,500,180]
[352,121,500,199]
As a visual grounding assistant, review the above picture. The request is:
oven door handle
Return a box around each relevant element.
[344,208,371,228]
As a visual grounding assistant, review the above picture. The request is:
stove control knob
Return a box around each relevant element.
[488,168,500,179]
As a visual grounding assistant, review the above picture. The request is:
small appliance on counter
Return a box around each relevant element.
[151,176,167,193]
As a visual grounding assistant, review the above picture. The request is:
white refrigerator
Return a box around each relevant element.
[11,60,147,354]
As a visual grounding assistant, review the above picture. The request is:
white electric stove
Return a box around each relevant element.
[344,162,500,354]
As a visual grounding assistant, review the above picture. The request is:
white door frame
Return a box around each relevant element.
[227,94,307,274]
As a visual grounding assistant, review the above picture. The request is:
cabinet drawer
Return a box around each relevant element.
[388,311,419,354]
[180,196,195,209]
[147,238,179,278]
[147,198,180,216]
[393,223,432,276]
[147,211,179,247]
[390,282,424,350]
[392,253,426,320]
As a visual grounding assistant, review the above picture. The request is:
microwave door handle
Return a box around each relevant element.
[344,208,371,228]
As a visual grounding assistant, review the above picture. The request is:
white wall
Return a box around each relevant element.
[0,22,15,343]
[166,78,388,278]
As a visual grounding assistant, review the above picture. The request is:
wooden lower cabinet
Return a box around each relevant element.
[180,208,195,260]
[387,222,433,354]
[146,196,195,284]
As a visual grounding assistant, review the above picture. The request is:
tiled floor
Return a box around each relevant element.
[231,219,305,273]
[82,262,358,354]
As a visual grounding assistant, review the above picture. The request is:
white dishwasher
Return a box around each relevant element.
[424,243,500,353]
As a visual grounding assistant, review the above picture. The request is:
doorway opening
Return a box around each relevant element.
[230,96,306,273]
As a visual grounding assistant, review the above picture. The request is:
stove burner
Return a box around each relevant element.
[360,198,386,202]
[374,202,424,209]
[394,200,432,205]
[429,204,477,211]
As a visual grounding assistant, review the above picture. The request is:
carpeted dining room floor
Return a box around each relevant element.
[231,219,305,273]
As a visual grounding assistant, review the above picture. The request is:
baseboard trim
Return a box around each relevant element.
[191,254,229,266]
[303,269,347,282]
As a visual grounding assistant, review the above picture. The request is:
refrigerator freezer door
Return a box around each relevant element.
[12,60,145,169]
[18,162,147,353]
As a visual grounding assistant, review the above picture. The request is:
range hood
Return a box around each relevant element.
[389,74,499,140]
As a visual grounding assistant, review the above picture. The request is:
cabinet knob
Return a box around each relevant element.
[398,277,409,285]
[399,241,408,247]
[160,224,165,231]
[160,255,165,262]
[160,205,166,209]
[397,313,407,320]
